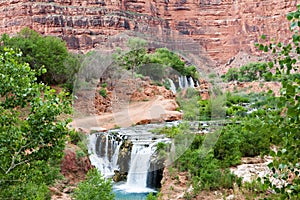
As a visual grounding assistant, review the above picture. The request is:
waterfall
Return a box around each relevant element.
[178,75,197,89]
[126,144,154,188]
[189,77,195,88]
[88,133,122,178]
[168,78,176,94]
[183,76,188,89]
[88,123,176,194]
[178,76,183,89]
[112,141,122,170]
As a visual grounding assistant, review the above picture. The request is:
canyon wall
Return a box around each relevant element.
[0,0,297,64]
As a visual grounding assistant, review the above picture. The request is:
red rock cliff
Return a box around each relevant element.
[0,0,297,64]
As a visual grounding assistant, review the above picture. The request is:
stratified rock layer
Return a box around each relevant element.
[0,0,297,63]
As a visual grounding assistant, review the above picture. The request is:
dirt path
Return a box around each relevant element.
[71,95,181,131]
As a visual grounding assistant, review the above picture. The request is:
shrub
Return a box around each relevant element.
[1,28,81,85]
[222,62,272,82]
[1,182,50,200]
[99,88,107,98]
[101,83,108,88]
[146,192,157,200]
[73,168,114,200]
[214,118,272,167]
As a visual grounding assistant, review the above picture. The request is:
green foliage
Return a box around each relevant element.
[214,117,273,167]
[253,7,300,199]
[73,168,114,200]
[1,182,51,200]
[225,92,250,104]
[146,192,157,200]
[0,48,72,198]
[222,62,273,82]
[101,82,108,88]
[113,37,148,76]
[138,63,165,81]
[99,88,107,98]
[176,88,201,121]
[0,27,81,85]
[147,48,198,79]
[223,68,239,82]
[151,125,181,138]
[156,142,168,151]
[174,136,240,191]
[69,130,84,145]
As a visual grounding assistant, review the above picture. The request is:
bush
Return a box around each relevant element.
[101,83,108,88]
[1,182,50,200]
[1,28,81,85]
[222,62,272,82]
[99,88,107,98]
[0,48,71,198]
[223,68,239,82]
[214,118,271,167]
[73,168,114,200]
[146,192,157,200]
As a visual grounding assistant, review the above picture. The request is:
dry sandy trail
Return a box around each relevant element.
[70,96,181,131]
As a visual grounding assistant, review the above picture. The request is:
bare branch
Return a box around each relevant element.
[3,142,33,174]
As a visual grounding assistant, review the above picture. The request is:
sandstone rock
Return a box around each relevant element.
[0,0,296,64]
[161,111,182,122]
[62,186,76,194]
[60,146,93,185]
[90,126,108,132]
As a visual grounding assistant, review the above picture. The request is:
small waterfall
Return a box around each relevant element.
[178,75,198,89]
[183,76,188,89]
[88,133,122,178]
[189,77,195,88]
[112,141,122,170]
[178,76,183,89]
[105,134,109,162]
[126,144,154,188]
[88,123,177,194]
[168,78,176,94]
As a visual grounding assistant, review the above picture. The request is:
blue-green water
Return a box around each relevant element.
[114,190,149,200]
[113,183,157,200]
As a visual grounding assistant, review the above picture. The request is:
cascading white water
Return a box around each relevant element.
[189,77,195,88]
[126,144,153,188]
[178,76,183,89]
[183,76,188,88]
[88,133,122,178]
[112,141,122,170]
[105,134,109,162]
[178,75,197,89]
[168,78,177,94]
[88,123,176,196]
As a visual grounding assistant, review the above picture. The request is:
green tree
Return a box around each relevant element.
[0,27,80,85]
[222,62,270,82]
[147,48,198,79]
[0,48,72,199]
[256,7,300,199]
[73,168,114,200]
[114,37,148,77]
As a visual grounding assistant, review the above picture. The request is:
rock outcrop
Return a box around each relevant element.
[0,0,297,64]
[60,145,93,185]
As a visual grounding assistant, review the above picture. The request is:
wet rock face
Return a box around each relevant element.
[147,151,165,189]
[113,170,128,182]
[0,0,297,64]
[117,139,133,175]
